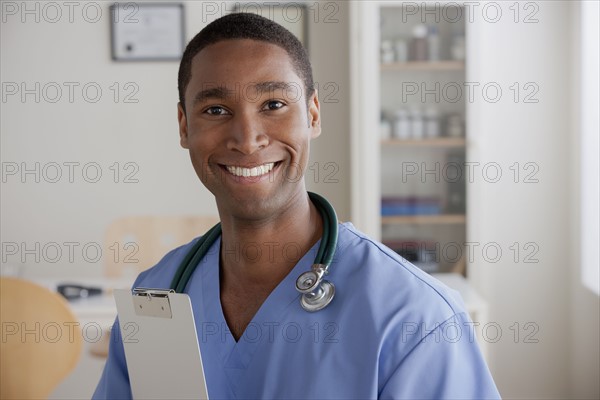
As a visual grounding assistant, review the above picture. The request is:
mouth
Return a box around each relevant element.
[224,162,277,178]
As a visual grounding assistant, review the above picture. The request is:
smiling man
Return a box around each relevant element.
[93,13,500,399]
[178,35,325,340]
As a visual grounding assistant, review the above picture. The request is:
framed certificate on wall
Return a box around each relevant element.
[110,3,185,61]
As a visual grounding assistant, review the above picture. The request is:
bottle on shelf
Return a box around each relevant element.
[427,25,440,61]
[381,40,395,64]
[380,111,392,140]
[445,152,466,214]
[409,107,424,139]
[451,32,466,61]
[394,38,408,62]
[392,109,411,139]
[424,107,441,138]
[409,24,428,61]
[445,113,464,137]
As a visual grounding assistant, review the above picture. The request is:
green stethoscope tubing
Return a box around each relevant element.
[311,191,338,267]
[171,222,223,293]
[170,192,339,307]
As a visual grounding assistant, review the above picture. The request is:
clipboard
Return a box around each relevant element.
[114,288,209,400]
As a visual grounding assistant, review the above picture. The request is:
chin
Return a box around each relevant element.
[219,194,276,220]
[230,202,276,222]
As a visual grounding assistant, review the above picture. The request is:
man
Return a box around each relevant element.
[94,12,500,399]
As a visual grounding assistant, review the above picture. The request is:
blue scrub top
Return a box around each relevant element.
[93,222,500,399]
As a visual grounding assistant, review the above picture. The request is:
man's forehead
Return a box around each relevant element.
[188,39,299,84]
[185,39,306,106]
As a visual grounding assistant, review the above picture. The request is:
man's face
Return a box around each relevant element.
[178,39,321,221]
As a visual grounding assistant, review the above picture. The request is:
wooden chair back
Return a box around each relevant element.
[104,215,219,278]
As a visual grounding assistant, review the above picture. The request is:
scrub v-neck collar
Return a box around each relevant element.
[197,235,320,366]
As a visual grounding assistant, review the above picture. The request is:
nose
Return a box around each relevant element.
[226,111,269,155]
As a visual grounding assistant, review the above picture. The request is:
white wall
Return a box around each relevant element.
[467,1,598,398]
[1,0,351,279]
[306,1,351,221]
[569,2,600,399]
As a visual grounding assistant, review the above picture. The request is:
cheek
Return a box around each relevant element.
[186,126,220,157]
[286,138,311,174]
[187,151,206,180]
[185,135,213,175]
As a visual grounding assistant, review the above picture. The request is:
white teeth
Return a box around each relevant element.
[226,162,275,177]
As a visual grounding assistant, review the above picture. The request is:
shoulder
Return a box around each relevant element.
[333,222,467,321]
[131,236,202,289]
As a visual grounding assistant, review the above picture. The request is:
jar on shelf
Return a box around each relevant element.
[451,34,466,61]
[424,107,441,138]
[446,113,464,137]
[392,109,410,139]
[380,113,392,140]
[381,40,395,64]
[394,39,408,62]
[410,108,424,139]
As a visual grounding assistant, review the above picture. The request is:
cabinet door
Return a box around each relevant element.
[379,4,468,274]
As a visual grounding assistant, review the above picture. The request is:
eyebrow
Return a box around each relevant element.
[191,81,297,107]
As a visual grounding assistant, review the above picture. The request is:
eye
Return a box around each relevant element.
[263,100,285,111]
[204,106,230,116]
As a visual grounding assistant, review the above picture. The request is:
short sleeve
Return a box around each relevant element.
[379,312,501,400]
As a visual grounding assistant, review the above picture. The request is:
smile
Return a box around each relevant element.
[225,162,276,178]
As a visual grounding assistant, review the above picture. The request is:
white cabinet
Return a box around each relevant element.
[351,1,469,275]
[349,3,490,354]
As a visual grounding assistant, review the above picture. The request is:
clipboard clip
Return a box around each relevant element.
[132,288,175,319]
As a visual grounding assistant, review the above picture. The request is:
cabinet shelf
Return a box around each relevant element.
[382,215,466,225]
[381,61,465,72]
[382,137,466,148]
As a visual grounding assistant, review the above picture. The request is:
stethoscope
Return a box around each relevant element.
[170,192,338,312]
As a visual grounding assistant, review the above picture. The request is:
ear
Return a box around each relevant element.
[177,103,189,149]
[308,89,321,139]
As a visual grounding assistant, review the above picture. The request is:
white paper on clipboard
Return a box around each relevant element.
[114,288,209,400]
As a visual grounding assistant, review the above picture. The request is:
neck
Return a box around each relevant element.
[218,190,323,286]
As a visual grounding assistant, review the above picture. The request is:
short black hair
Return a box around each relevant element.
[177,12,314,112]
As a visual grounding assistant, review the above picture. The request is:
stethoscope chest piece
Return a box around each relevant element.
[300,280,335,313]
[296,265,335,312]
